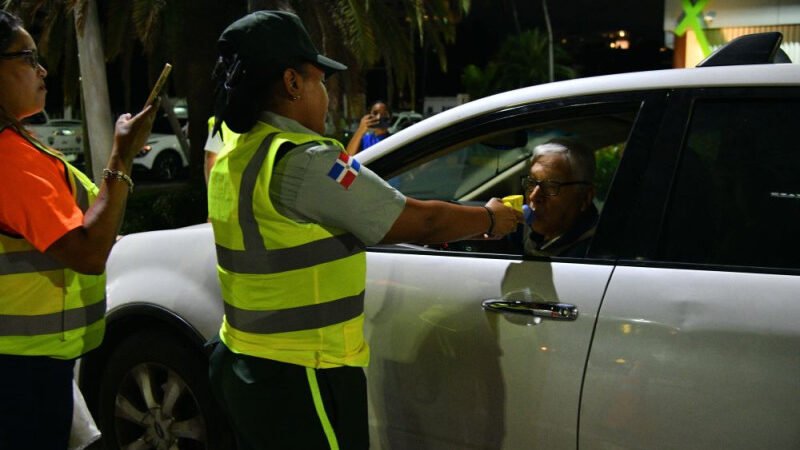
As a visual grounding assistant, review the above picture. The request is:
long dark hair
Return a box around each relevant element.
[211,47,307,136]
[0,10,25,130]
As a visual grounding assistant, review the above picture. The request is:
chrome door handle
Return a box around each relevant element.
[482,299,578,321]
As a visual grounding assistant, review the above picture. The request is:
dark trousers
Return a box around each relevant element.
[209,342,369,450]
[0,354,75,449]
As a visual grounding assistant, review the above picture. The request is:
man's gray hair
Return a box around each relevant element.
[531,138,595,183]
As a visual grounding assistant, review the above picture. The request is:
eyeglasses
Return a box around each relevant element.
[521,176,591,197]
[0,49,40,69]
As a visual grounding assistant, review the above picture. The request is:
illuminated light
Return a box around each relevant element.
[615,358,626,364]
[137,145,153,158]
[614,39,630,50]
[540,346,548,352]
[609,42,616,49]
[619,30,627,37]
[621,324,632,335]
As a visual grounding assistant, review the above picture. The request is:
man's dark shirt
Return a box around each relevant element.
[525,204,599,258]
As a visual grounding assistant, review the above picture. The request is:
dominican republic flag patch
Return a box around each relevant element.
[327,151,361,189]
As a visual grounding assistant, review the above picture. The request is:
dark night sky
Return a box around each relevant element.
[372,0,670,106]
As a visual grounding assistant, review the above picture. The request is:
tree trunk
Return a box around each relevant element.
[74,0,114,184]
[160,96,190,157]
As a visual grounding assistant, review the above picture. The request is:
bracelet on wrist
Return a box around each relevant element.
[103,168,134,193]
[483,205,495,237]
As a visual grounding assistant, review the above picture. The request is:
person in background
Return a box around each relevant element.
[206,10,521,450]
[204,115,239,183]
[345,100,391,155]
[0,9,156,449]
[523,138,598,257]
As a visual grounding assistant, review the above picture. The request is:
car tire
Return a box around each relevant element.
[97,329,234,449]
[152,150,182,181]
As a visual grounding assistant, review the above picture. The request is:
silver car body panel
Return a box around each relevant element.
[364,251,612,449]
[581,266,800,449]
[106,223,221,337]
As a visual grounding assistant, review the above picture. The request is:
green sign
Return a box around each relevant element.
[675,0,711,57]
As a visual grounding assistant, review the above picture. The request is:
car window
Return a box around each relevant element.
[388,112,634,203]
[657,98,800,269]
[384,108,637,256]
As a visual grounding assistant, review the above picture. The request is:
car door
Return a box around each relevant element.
[581,88,800,449]
[361,94,663,449]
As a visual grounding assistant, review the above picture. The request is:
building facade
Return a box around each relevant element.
[664,0,800,67]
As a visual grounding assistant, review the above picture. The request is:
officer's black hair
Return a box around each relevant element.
[211,48,308,135]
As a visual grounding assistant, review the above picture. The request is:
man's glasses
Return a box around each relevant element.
[0,49,40,69]
[521,176,591,197]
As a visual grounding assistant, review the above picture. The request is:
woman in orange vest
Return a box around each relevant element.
[0,9,157,448]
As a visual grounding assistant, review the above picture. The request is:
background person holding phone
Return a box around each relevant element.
[345,100,392,155]
[0,9,157,448]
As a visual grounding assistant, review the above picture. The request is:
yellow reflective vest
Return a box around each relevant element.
[207,116,239,154]
[208,121,368,369]
[0,131,105,359]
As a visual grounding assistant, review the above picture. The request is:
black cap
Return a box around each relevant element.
[218,10,347,75]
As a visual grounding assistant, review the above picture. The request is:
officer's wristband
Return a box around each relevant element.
[483,205,495,237]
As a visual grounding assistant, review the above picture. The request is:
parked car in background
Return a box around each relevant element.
[23,111,84,167]
[133,133,187,181]
[78,34,800,449]
[387,110,423,134]
[133,102,189,181]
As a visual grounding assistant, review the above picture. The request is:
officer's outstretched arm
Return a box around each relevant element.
[380,197,521,245]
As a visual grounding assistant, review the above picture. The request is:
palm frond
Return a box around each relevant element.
[330,0,379,65]
[38,2,68,71]
[132,0,166,54]
[104,0,134,60]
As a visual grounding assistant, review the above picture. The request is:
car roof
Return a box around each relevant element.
[356,63,800,164]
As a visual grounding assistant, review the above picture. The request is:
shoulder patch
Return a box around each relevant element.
[327,151,361,189]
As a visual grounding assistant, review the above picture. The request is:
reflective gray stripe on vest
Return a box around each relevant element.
[224,292,364,334]
[216,233,365,274]
[0,300,106,336]
[0,250,66,275]
[73,179,89,212]
[215,132,365,274]
[239,133,279,252]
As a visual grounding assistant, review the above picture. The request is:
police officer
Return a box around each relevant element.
[206,11,521,449]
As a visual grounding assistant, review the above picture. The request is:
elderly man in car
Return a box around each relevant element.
[523,138,598,257]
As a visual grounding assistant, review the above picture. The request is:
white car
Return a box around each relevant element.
[387,110,423,134]
[23,111,84,166]
[79,33,800,449]
[133,132,188,181]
